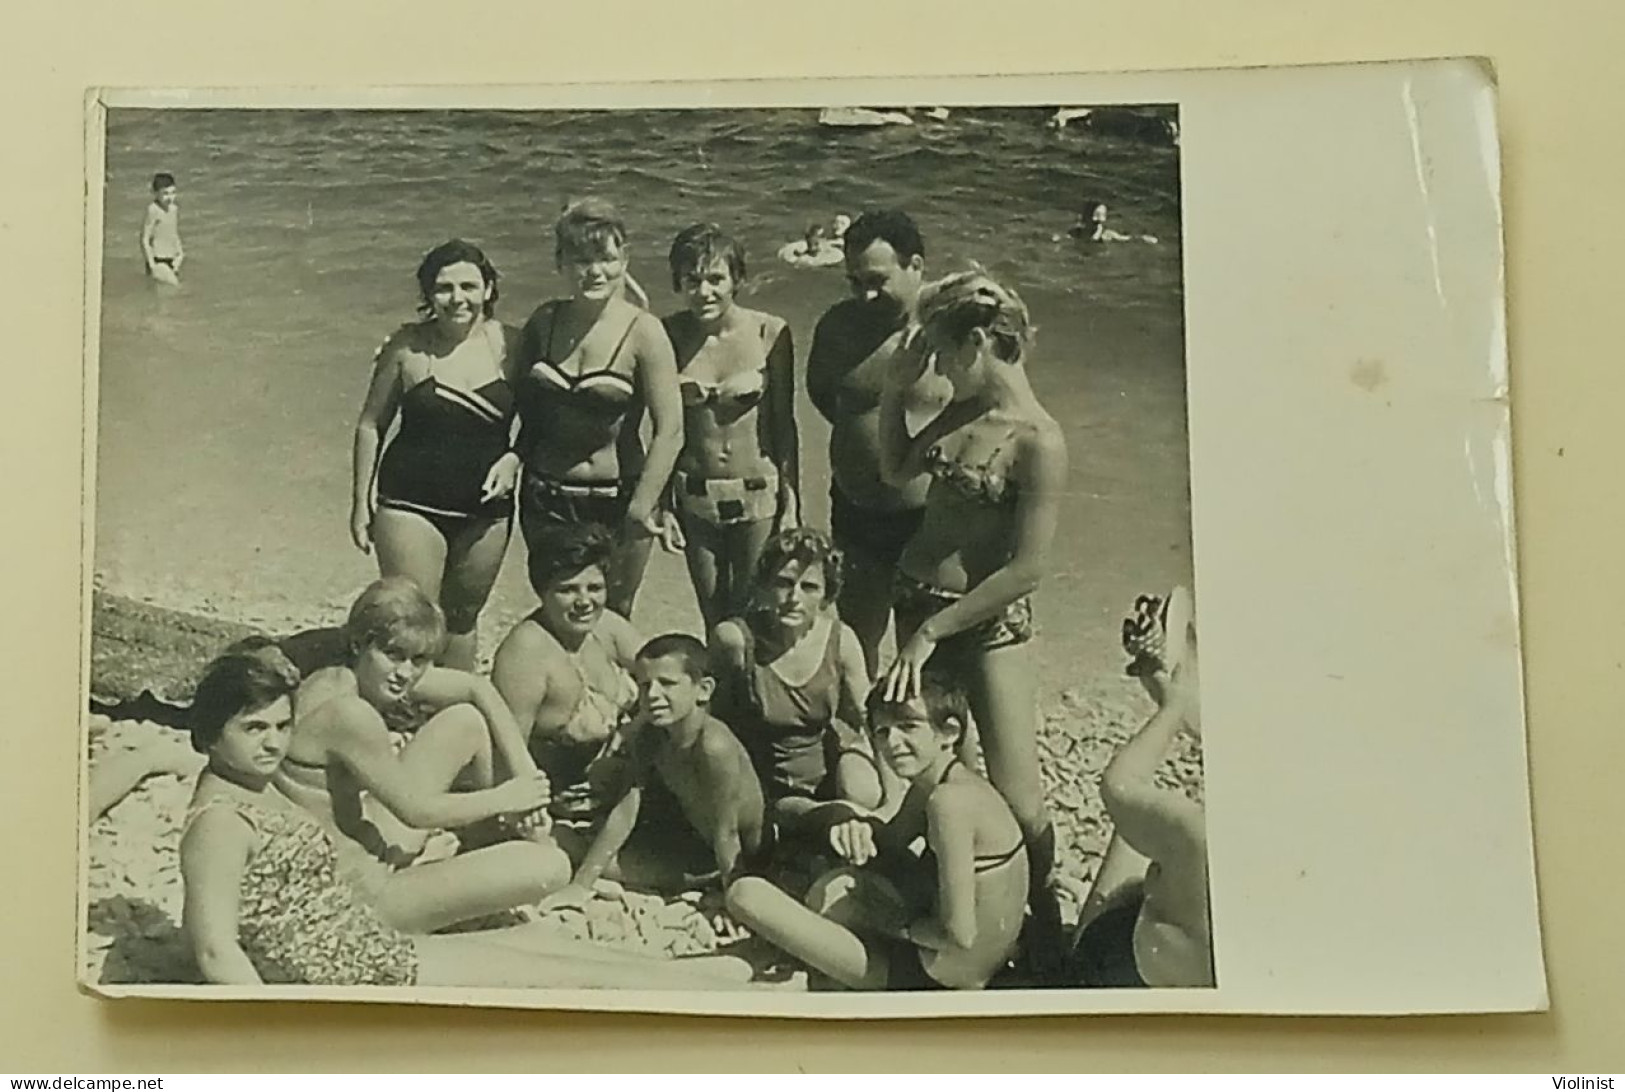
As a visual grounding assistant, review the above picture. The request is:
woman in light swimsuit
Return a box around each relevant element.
[876,270,1070,974]
[491,521,644,827]
[662,223,800,629]
[275,580,569,935]
[710,529,892,844]
[350,239,519,670]
[181,641,754,989]
[486,198,684,619]
[727,673,1027,990]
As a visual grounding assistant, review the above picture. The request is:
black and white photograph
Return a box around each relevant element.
[83,94,1209,1004]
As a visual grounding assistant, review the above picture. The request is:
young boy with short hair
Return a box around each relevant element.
[141,172,184,284]
[544,633,767,907]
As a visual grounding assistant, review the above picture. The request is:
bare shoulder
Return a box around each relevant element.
[180,796,253,854]
[1013,410,1068,473]
[295,666,356,717]
[710,619,748,663]
[599,610,643,662]
[494,616,559,668]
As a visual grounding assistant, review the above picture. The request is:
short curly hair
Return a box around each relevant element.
[188,636,301,754]
[751,527,844,606]
[526,521,616,596]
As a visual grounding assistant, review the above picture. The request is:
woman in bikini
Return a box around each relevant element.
[275,580,568,935]
[710,529,892,845]
[491,522,643,828]
[486,198,684,619]
[181,640,754,989]
[350,239,519,670]
[876,270,1070,972]
[727,673,1027,990]
[662,223,800,629]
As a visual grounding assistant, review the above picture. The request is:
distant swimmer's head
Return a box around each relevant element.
[527,521,615,640]
[917,270,1034,399]
[555,197,630,302]
[188,637,300,767]
[803,223,828,249]
[415,238,500,325]
[668,222,747,321]
[831,214,852,239]
[842,209,926,317]
[151,172,178,209]
[343,577,445,708]
[1084,201,1109,224]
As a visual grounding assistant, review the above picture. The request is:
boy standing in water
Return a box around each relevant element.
[543,633,767,906]
[141,172,184,285]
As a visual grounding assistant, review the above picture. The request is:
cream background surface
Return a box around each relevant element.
[4,0,1621,1070]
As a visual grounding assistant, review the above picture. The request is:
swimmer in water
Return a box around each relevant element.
[1062,201,1159,245]
[141,172,183,285]
[778,223,845,268]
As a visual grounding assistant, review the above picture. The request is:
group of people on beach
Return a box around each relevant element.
[134,186,1210,993]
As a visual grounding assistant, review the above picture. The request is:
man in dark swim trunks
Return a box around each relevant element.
[806,210,953,674]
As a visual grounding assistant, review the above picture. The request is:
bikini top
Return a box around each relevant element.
[394,321,515,435]
[925,430,1018,507]
[556,629,639,748]
[677,319,775,410]
[520,302,640,419]
[922,759,1027,876]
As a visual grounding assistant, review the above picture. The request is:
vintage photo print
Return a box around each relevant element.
[80,63,1541,1017]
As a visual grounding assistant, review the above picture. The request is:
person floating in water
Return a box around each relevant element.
[778,222,845,268]
[141,172,184,285]
[1061,201,1159,245]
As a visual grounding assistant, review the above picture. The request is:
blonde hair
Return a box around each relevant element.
[343,577,446,658]
[917,270,1034,363]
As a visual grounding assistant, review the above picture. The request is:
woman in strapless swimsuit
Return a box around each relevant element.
[661,223,800,629]
[727,673,1027,990]
[350,240,520,670]
[486,198,684,619]
[875,270,1070,975]
[181,641,754,989]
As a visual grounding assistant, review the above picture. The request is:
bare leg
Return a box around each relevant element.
[471,921,753,980]
[968,644,1065,971]
[836,547,895,678]
[413,932,754,990]
[397,704,495,791]
[375,840,571,934]
[439,515,513,671]
[834,750,885,812]
[723,518,775,622]
[1077,831,1153,930]
[678,511,725,630]
[372,508,449,605]
[87,742,200,821]
[608,532,654,619]
[725,875,891,990]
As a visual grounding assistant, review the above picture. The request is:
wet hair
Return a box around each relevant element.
[637,633,712,681]
[917,270,1034,363]
[527,521,616,596]
[415,238,500,319]
[842,209,926,263]
[343,577,446,659]
[865,670,972,745]
[667,222,747,292]
[751,527,844,606]
[151,172,176,192]
[1080,200,1107,220]
[555,197,628,264]
[188,636,301,754]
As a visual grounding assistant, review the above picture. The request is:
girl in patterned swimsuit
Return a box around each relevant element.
[182,641,756,989]
[661,223,801,629]
[875,270,1071,976]
[351,240,521,670]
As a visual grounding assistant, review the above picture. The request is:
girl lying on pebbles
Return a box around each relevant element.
[274,578,570,934]
[179,640,754,989]
[1072,586,1212,988]
[726,673,1027,990]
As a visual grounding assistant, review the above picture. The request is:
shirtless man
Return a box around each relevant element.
[544,633,768,907]
[490,521,643,823]
[1072,587,1213,988]
[806,210,953,673]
